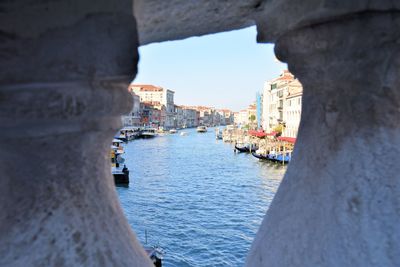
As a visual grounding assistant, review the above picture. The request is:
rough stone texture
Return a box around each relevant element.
[254,0,400,43]
[0,0,138,84]
[0,80,153,267]
[134,0,263,45]
[0,0,152,266]
[247,13,400,267]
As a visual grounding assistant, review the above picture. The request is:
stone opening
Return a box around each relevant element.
[1,0,399,266]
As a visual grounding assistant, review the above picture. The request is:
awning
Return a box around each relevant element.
[248,130,266,138]
[277,136,296,144]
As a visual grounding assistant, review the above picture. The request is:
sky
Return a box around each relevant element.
[133,26,287,112]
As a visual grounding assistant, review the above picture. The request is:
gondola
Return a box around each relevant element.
[235,144,258,153]
[235,145,249,153]
[251,151,269,160]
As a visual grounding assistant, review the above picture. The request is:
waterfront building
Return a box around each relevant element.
[282,79,303,138]
[235,109,249,126]
[247,103,257,129]
[195,106,215,126]
[174,105,184,128]
[233,112,239,125]
[216,109,234,125]
[122,92,141,127]
[130,84,175,129]
[140,102,164,128]
[262,70,296,133]
[181,106,199,128]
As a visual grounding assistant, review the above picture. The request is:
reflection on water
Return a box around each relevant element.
[116,128,286,267]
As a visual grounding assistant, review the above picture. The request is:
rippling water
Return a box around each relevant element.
[116,128,286,267]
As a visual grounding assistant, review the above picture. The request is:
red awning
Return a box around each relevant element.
[266,131,277,136]
[248,130,266,138]
[277,136,296,144]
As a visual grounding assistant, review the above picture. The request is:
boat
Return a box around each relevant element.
[180,131,188,136]
[110,142,129,184]
[112,139,125,154]
[143,230,164,267]
[140,128,157,138]
[196,126,207,133]
[169,128,177,134]
[251,150,292,164]
[234,143,259,153]
[144,246,164,267]
[251,151,269,160]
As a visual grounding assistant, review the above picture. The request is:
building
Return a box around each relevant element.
[130,84,175,129]
[140,102,164,128]
[181,106,199,128]
[122,92,141,127]
[262,70,303,136]
[282,79,302,138]
[174,105,184,128]
[216,109,234,125]
[247,103,257,129]
[235,109,249,126]
[262,70,295,133]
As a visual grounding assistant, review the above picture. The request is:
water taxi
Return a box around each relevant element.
[196,126,207,133]
[140,128,158,138]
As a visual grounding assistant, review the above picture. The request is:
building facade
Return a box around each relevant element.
[122,92,141,127]
[262,70,295,133]
[282,79,302,138]
[262,70,303,136]
[130,84,175,129]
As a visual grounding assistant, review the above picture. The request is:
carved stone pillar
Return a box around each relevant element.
[0,1,153,266]
[248,9,400,267]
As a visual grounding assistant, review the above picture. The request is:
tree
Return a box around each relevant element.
[273,124,284,136]
[249,114,256,122]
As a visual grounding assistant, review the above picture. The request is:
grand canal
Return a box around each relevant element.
[116,128,286,267]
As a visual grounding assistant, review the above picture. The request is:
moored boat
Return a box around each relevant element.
[144,246,164,267]
[140,128,158,138]
[251,151,269,160]
[110,142,129,184]
[215,128,223,140]
[234,143,259,153]
[197,126,207,133]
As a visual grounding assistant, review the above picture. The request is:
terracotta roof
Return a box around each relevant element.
[270,70,295,83]
[130,84,164,92]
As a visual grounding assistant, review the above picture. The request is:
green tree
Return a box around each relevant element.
[273,124,284,136]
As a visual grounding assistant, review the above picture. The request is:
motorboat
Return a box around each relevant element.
[144,246,164,267]
[169,128,177,134]
[140,128,157,138]
[180,131,188,136]
[215,129,223,140]
[196,126,207,133]
[110,143,129,184]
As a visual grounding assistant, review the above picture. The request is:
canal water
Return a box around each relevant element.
[116,128,286,267]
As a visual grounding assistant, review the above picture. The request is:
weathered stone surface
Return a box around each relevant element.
[134,0,263,45]
[255,0,400,43]
[0,0,152,266]
[247,13,400,267]
[0,80,153,266]
[0,0,138,84]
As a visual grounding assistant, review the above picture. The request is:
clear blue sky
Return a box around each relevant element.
[133,26,287,112]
